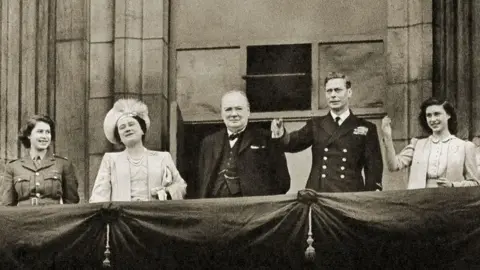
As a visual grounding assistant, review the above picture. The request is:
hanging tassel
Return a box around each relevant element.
[103,223,111,268]
[304,205,315,261]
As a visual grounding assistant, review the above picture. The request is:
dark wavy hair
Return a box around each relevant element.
[324,71,352,89]
[418,97,458,135]
[18,115,56,148]
[113,115,147,145]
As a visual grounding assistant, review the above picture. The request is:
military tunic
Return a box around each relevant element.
[2,153,80,206]
[281,111,383,192]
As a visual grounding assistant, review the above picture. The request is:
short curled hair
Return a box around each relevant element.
[18,115,56,148]
[418,97,458,135]
[324,72,351,89]
[113,115,147,146]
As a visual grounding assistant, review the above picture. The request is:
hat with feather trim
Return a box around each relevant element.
[103,99,151,144]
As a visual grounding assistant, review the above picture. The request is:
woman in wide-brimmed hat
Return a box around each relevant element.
[89,99,187,202]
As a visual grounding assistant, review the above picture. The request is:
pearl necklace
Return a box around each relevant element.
[127,154,145,165]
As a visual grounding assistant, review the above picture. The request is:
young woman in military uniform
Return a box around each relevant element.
[2,115,80,206]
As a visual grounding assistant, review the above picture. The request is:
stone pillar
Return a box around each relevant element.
[113,0,170,150]
[384,0,433,189]
[86,0,170,197]
[55,0,89,200]
[141,0,170,151]
[87,0,114,197]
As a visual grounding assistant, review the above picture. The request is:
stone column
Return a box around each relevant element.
[113,0,170,150]
[384,0,433,189]
[85,0,170,197]
[141,0,170,151]
[87,0,114,197]
[55,0,88,200]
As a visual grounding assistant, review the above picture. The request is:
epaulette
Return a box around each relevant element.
[8,158,19,164]
[53,154,68,160]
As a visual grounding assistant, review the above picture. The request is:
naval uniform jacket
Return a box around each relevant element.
[2,152,80,206]
[281,112,383,192]
[197,127,291,198]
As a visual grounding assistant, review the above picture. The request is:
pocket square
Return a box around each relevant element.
[250,145,266,149]
[353,126,368,135]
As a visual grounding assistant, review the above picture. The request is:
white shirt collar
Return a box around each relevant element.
[30,151,47,161]
[430,134,455,144]
[330,110,350,124]
[227,126,247,136]
[227,126,246,147]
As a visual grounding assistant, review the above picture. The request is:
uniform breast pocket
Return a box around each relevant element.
[13,176,32,198]
[43,173,63,198]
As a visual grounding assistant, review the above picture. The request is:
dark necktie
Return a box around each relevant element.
[335,117,341,126]
[229,132,241,141]
[34,156,41,168]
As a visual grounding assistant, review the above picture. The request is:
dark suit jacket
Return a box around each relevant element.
[282,112,383,192]
[197,127,290,198]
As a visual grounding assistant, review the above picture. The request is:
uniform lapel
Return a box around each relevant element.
[320,115,337,137]
[325,112,359,147]
[22,149,56,172]
[21,157,37,172]
[37,154,55,171]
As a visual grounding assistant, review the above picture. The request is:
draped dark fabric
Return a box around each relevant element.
[1,188,480,269]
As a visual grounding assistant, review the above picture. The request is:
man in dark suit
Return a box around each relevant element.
[271,72,383,192]
[197,90,290,198]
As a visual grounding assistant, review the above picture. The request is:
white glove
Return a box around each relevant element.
[157,189,168,201]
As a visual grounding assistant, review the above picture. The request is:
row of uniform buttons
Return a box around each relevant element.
[321,165,346,170]
[321,174,346,178]
[321,147,349,179]
[323,156,347,162]
[324,148,348,153]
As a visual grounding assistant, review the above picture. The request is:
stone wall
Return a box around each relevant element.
[0,0,171,201]
[383,0,433,189]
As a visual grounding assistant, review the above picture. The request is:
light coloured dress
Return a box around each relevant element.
[384,135,479,189]
[89,150,187,202]
[128,154,149,201]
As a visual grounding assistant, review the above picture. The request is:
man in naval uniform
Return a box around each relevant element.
[271,72,383,192]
